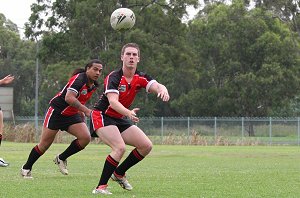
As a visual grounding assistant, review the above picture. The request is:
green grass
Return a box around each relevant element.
[0,142,299,198]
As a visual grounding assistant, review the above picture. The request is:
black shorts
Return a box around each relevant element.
[90,110,132,137]
[43,106,83,131]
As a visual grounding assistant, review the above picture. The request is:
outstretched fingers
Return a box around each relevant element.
[157,91,170,102]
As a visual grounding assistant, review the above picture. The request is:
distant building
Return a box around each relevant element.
[0,87,13,119]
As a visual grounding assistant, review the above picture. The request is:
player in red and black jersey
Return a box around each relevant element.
[91,43,170,195]
[21,59,103,179]
[92,68,156,119]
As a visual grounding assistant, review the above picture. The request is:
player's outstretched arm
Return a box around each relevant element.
[149,82,170,102]
[0,74,14,85]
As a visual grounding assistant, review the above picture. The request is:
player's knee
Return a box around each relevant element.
[83,137,91,147]
[78,135,91,148]
[143,140,153,154]
[37,143,51,153]
[84,133,92,141]
[114,144,126,157]
[85,135,92,143]
[147,141,153,152]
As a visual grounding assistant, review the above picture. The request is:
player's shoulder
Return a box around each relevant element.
[135,70,154,80]
[135,70,147,77]
[77,72,87,79]
[70,72,86,80]
[69,72,88,85]
[107,68,122,79]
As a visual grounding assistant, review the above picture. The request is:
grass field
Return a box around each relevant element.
[0,142,299,198]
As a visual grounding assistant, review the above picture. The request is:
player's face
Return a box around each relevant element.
[86,63,102,81]
[121,47,140,69]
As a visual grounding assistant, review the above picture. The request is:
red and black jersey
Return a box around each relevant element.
[49,72,97,116]
[94,68,156,118]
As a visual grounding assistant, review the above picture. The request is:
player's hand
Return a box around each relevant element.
[128,108,140,123]
[83,109,92,117]
[1,74,14,85]
[157,89,170,102]
[79,111,85,121]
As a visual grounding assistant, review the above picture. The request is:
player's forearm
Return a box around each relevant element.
[149,82,166,93]
[156,83,168,93]
[67,97,91,116]
[0,79,6,85]
[150,82,170,102]
[109,100,132,117]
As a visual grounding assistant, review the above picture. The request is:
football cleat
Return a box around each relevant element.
[0,158,9,167]
[53,155,68,175]
[92,185,112,195]
[20,166,33,179]
[111,173,133,191]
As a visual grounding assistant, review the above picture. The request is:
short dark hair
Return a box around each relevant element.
[121,43,140,57]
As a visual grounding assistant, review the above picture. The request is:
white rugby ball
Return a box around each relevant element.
[110,8,136,31]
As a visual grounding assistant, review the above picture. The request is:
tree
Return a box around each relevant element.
[251,0,300,36]
[22,0,201,116]
[174,0,300,119]
[0,13,36,115]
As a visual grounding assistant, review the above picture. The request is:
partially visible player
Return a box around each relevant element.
[20,59,103,178]
[0,74,14,167]
[90,43,170,195]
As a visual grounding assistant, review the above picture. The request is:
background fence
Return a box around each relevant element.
[7,116,300,146]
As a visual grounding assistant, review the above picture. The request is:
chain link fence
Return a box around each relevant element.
[8,116,300,146]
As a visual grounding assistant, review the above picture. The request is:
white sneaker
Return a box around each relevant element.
[53,155,68,175]
[111,173,133,191]
[20,166,33,179]
[92,185,112,195]
[0,158,9,167]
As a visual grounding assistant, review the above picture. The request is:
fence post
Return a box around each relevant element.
[297,117,300,146]
[214,117,217,140]
[241,117,244,139]
[269,117,272,145]
[161,117,164,145]
[187,117,190,145]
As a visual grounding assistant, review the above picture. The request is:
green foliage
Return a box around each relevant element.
[23,0,200,116]
[180,0,300,117]
[1,0,300,117]
[0,16,37,115]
